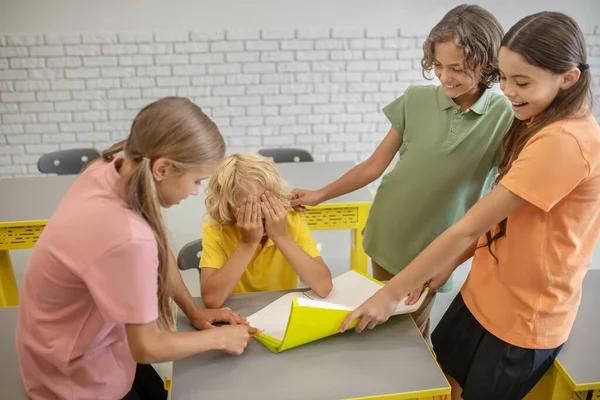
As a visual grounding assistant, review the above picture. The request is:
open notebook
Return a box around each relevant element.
[247,270,428,353]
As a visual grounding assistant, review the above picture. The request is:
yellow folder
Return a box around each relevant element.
[248,270,429,353]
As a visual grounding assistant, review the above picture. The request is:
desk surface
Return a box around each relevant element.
[0,307,28,399]
[171,290,450,400]
[556,269,600,389]
[276,161,371,204]
[0,175,74,222]
[0,161,370,224]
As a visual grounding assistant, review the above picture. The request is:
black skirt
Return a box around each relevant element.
[431,293,563,400]
[121,364,168,400]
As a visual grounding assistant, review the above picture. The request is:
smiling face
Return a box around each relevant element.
[498,47,566,121]
[433,41,482,109]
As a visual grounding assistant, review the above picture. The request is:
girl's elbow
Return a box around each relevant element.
[129,341,156,364]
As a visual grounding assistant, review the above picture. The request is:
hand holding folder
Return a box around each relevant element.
[247,270,429,352]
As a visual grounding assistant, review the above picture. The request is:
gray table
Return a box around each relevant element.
[0,175,75,223]
[0,162,371,306]
[0,162,369,224]
[171,291,450,400]
[555,269,600,391]
[277,162,371,204]
[0,307,28,399]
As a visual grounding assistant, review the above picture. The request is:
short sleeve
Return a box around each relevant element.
[199,222,228,270]
[292,212,321,258]
[382,86,411,138]
[500,128,590,212]
[84,239,159,324]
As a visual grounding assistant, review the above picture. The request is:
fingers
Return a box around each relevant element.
[405,286,423,306]
[265,191,285,215]
[196,320,214,330]
[247,326,260,335]
[260,199,273,222]
[290,196,303,207]
[236,204,243,223]
[257,202,263,228]
[341,307,384,333]
[340,309,361,332]
[366,318,380,330]
[252,197,260,225]
[220,312,240,325]
[243,196,252,225]
[354,313,371,333]
[290,189,308,208]
[226,310,247,326]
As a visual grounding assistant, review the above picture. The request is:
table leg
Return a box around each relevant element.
[0,250,19,307]
[350,205,369,275]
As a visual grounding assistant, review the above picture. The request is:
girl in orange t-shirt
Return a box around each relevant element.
[340,12,600,400]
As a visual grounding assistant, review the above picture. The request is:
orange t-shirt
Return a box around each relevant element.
[462,112,600,349]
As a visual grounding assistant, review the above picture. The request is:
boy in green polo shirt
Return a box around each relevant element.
[290,4,513,341]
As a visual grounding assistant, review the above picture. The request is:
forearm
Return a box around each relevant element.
[201,242,256,308]
[167,250,200,319]
[273,235,332,297]
[386,225,478,301]
[128,326,222,364]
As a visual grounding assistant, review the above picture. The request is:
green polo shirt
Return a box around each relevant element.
[363,85,513,292]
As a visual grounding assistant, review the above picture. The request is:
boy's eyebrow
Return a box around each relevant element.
[433,58,465,67]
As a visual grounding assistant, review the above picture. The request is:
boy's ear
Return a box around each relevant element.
[560,67,581,90]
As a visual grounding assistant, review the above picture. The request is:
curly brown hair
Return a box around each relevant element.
[421,4,504,92]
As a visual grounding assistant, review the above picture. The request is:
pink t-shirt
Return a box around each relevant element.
[16,159,159,400]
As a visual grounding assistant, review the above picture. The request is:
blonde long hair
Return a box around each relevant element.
[103,97,225,329]
[205,153,291,227]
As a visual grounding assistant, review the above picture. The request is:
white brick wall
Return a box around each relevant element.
[1,27,600,177]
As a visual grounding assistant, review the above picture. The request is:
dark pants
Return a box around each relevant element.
[122,364,168,400]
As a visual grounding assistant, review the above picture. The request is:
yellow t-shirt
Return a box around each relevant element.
[199,211,321,294]
[462,112,600,349]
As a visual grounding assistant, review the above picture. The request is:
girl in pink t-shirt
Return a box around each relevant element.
[17,97,256,400]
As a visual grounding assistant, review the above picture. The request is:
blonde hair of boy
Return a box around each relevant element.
[205,152,291,227]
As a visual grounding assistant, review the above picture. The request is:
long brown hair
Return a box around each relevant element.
[421,4,504,92]
[103,97,225,329]
[484,12,593,259]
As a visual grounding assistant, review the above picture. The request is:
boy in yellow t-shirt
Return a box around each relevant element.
[199,153,333,308]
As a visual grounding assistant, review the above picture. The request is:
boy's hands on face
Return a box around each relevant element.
[260,191,289,241]
[237,196,264,245]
